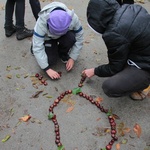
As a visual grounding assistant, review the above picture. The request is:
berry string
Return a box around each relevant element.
[48,74,118,150]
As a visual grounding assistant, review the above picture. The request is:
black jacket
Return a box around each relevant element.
[87,0,150,77]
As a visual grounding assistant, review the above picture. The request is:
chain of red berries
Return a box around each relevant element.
[48,74,118,150]
[35,73,48,86]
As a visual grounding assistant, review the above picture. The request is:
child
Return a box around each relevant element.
[31,2,84,79]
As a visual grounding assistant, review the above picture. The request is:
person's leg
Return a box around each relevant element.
[29,0,41,20]
[102,66,150,98]
[123,0,134,4]
[57,31,76,62]
[44,39,59,65]
[116,0,134,5]
[4,0,16,37]
[15,0,33,40]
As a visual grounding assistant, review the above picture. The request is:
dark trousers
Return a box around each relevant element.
[102,66,150,97]
[29,0,41,20]
[5,0,25,28]
[44,31,76,65]
[116,0,134,5]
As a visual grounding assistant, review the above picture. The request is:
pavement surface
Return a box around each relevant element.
[0,0,150,150]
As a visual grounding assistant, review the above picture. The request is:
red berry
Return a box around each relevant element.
[44,82,48,86]
[78,83,83,87]
[68,90,72,94]
[106,145,112,150]
[41,79,45,84]
[111,130,116,134]
[58,71,62,76]
[57,142,62,147]
[79,92,83,96]
[35,73,39,77]
[38,76,43,80]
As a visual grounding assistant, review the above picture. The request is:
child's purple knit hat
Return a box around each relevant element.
[47,10,72,36]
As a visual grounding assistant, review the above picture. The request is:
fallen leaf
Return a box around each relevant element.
[144,146,150,150]
[24,74,29,78]
[116,143,121,150]
[6,74,12,79]
[72,87,82,95]
[16,74,21,78]
[30,90,43,98]
[14,67,21,70]
[6,66,11,71]
[95,97,103,103]
[124,127,131,133]
[104,128,110,133]
[46,95,52,98]
[133,123,142,138]
[58,145,65,150]
[112,114,120,120]
[42,93,48,96]
[30,118,42,124]
[19,115,31,122]
[120,138,128,144]
[2,135,11,142]
[55,87,58,92]
[66,106,74,113]
[96,118,101,121]
[117,122,130,136]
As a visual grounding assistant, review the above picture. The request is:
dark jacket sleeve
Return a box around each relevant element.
[94,31,130,77]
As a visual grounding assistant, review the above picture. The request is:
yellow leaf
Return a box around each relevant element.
[2,135,11,142]
[66,106,74,113]
[133,123,142,138]
[19,115,31,122]
[6,74,12,79]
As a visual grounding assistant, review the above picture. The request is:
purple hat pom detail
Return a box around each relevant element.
[47,10,72,36]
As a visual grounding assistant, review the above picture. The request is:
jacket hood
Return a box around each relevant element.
[87,0,120,34]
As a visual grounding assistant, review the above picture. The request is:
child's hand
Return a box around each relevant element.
[46,69,61,79]
[66,58,74,71]
[82,68,95,78]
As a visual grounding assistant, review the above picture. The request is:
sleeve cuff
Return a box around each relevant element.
[43,66,51,72]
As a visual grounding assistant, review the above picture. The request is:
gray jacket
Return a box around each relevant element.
[32,2,84,69]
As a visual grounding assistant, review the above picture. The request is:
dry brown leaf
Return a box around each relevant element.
[124,127,131,133]
[116,143,121,150]
[19,115,31,122]
[112,114,120,120]
[96,118,101,121]
[66,106,74,113]
[6,74,12,79]
[84,40,90,44]
[30,90,43,98]
[133,123,142,138]
[95,97,103,103]
[104,128,110,133]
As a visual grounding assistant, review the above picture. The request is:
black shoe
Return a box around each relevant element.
[5,25,16,37]
[60,53,70,63]
[16,27,33,40]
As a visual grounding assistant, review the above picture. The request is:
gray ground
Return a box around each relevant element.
[0,0,150,150]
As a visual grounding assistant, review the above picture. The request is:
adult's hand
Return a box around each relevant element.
[66,58,74,71]
[82,68,95,78]
[46,68,61,79]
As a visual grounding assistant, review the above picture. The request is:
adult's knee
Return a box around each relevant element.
[102,80,120,97]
